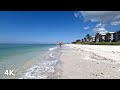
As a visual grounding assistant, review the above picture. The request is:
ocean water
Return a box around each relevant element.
[0,44,61,79]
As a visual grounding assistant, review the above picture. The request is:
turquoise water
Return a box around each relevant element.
[0,44,56,79]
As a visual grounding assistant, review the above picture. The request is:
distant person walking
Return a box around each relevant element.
[56,41,62,48]
[59,41,62,48]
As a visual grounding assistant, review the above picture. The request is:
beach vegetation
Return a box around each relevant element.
[72,39,81,44]
[105,33,111,42]
[72,30,120,45]
[89,42,120,45]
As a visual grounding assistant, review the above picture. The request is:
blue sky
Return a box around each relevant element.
[0,11,120,44]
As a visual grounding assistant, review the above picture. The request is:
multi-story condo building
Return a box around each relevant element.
[114,30,120,42]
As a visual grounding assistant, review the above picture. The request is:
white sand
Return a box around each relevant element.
[49,44,120,79]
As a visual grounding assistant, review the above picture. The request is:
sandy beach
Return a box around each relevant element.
[49,44,120,79]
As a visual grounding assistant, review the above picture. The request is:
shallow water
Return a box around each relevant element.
[0,44,60,79]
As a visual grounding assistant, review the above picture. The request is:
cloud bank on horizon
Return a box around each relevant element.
[74,11,120,34]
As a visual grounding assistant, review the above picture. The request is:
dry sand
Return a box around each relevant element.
[48,44,120,79]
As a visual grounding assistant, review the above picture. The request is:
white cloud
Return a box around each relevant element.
[75,11,120,25]
[93,27,108,34]
[93,23,108,34]
[74,11,81,18]
[96,23,106,27]
[111,21,120,26]
[74,11,120,35]
[83,26,89,30]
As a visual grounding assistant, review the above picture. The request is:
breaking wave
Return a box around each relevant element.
[19,47,61,79]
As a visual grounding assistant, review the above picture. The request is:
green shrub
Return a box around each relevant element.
[89,42,120,45]
[72,41,120,45]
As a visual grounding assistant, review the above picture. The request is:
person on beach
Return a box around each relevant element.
[59,41,62,48]
[56,41,62,48]
[56,41,59,47]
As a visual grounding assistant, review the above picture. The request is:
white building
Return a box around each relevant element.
[115,30,120,41]
[101,33,106,41]
[92,36,95,42]
[109,32,115,41]
[94,32,115,42]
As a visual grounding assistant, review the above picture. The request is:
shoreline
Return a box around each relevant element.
[49,44,120,79]
[19,45,60,79]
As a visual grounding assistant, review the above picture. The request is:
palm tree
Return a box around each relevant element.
[84,37,87,42]
[99,34,103,42]
[86,34,92,42]
[95,33,100,42]
[105,33,111,42]
[82,39,84,42]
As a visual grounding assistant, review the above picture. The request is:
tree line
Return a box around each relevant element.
[72,32,115,44]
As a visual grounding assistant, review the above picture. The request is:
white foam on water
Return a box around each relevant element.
[19,60,58,79]
[49,47,56,51]
[49,51,60,59]
[19,46,61,79]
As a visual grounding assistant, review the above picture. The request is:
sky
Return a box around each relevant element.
[0,11,120,44]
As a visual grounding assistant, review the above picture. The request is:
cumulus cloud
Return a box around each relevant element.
[93,23,108,34]
[80,11,120,23]
[74,11,120,34]
[96,23,105,27]
[83,26,89,30]
[75,11,120,25]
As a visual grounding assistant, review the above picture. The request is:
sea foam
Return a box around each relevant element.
[19,46,61,79]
